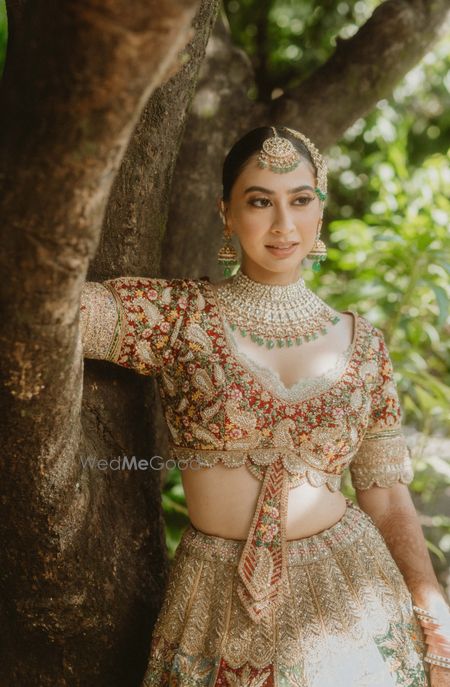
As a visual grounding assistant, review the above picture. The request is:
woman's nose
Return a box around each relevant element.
[271,204,296,233]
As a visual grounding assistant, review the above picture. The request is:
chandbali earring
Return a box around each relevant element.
[217,210,239,277]
[306,214,327,273]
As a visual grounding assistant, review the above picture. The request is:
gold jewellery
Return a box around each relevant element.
[413,604,450,671]
[217,126,328,276]
[215,268,341,349]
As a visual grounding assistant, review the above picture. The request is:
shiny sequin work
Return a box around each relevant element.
[80,276,425,686]
[142,501,428,687]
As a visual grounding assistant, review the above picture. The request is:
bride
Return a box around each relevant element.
[81,125,450,686]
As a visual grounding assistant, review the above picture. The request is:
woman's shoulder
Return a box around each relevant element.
[344,310,388,365]
[102,274,205,297]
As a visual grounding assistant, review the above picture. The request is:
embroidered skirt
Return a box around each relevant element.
[141,499,430,687]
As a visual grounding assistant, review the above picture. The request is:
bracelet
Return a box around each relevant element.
[414,605,435,616]
[424,653,450,669]
[413,604,450,628]
[413,605,437,620]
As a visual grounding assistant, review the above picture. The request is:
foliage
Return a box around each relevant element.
[223,0,383,99]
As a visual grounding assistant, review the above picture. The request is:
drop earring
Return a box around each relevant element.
[306,215,327,273]
[217,211,239,277]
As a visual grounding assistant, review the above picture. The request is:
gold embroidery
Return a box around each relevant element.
[200,398,222,422]
[185,322,214,355]
[80,282,120,360]
[191,423,223,447]
[212,362,226,386]
[169,315,183,348]
[192,368,216,398]
[350,429,414,489]
[133,297,161,327]
[169,444,344,492]
[161,370,177,397]
[161,285,173,305]
[143,503,424,678]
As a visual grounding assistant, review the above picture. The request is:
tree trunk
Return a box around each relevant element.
[0,0,220,684]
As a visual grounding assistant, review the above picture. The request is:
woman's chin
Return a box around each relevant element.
[244,255,304,275]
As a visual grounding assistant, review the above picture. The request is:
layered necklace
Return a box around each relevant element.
[215,268,341,349]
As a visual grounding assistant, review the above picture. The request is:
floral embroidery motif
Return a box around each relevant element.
[80,276,415,624]
[255,499,280,547]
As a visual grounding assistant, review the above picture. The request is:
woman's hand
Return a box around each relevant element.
[413,599,450,686]
[429,664,450,687]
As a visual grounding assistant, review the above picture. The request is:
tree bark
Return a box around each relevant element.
[0,0,219,684]
[163,0,450,280]
[163,11,266,281]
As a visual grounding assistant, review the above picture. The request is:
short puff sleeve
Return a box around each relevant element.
[349,328,414,490]
[80,276,193,376]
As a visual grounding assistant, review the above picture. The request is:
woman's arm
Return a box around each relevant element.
[356,481,450,680]
[355,482,447,610]
[80,276,193,375]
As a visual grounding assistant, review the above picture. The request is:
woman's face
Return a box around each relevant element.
[221,153,323,285]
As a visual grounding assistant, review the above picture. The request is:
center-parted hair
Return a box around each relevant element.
[222,126,316,202]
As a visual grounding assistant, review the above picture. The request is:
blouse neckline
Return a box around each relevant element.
[203,279,360,406]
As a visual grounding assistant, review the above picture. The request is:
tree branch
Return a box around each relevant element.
[272,0,450,147]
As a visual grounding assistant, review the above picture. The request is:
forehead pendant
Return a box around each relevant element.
[256,126,328,203]
[257,128,301,174]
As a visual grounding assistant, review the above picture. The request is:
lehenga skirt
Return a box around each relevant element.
[141,498,430,687]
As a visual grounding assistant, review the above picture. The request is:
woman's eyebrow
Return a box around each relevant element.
[243,185,315,194]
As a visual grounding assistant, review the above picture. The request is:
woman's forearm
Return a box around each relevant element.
[356,483,448,610]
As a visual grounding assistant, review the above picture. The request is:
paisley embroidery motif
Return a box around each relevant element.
[80,275,415,625]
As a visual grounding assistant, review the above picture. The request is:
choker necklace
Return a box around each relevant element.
[215,269,341,348]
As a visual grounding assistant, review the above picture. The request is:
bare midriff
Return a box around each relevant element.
[181,465,348,541]
[179,279,353,542]
[182,463,346,539]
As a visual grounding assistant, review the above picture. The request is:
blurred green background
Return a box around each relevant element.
[1,1,449,585]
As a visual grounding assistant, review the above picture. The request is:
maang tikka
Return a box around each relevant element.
[217,126,328,275]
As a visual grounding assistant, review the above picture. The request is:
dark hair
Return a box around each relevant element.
[222,126,316,202]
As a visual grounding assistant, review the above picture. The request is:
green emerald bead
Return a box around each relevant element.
[331,316,340,324]
[312,262,321,272]
[320,327,328,335]
[224,267,232,277]
[295,337,303,345]
[230,323,236,331]
[286,339,293,347]
[266,340,275,349]
[257,337,264,345]
[240,329,246,336]
[250,333,258,342]
[276,340,284,347]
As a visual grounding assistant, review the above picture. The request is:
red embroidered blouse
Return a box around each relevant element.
[80,276,414,624]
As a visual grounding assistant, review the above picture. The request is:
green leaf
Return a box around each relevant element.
[430,284,449,327]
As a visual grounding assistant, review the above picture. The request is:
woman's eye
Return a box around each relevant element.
[294,196,313,205]
[249,197,271,208]
[249,196,314,208]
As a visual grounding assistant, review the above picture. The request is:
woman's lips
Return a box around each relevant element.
[265,244,298,257]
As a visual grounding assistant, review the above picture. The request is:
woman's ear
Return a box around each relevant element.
[218,199,227,225]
